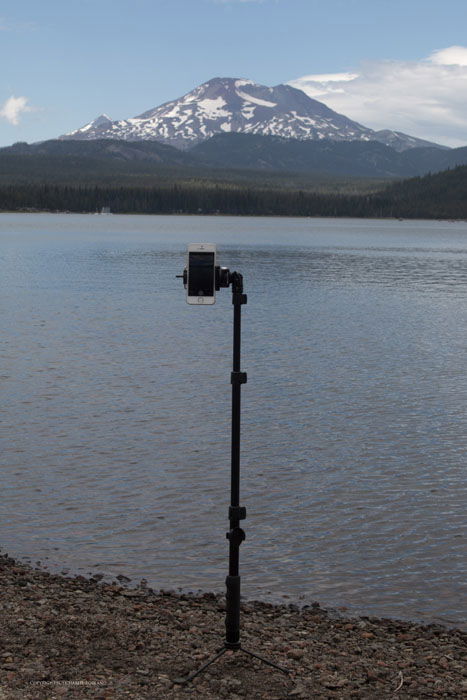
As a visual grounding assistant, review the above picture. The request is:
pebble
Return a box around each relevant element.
[287,649,305,660]
[0,551,465,699]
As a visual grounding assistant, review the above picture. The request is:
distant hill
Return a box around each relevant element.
[0,138,392,192]
[3,134,467,186]
[191,133,467,177]
[2,138,196,164]
[191,133,407,176]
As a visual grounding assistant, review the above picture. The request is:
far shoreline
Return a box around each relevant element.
[1,209,467,224]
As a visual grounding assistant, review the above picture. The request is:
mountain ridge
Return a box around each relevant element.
[7,133,466,181]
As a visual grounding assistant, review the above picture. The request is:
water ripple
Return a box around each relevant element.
[1,214,466,627]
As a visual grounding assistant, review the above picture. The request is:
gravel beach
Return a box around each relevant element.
[0,552,465,699]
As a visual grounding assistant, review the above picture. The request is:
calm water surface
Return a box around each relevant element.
[1,213,466,627]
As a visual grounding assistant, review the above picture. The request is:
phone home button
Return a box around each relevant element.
[198,297,204,303]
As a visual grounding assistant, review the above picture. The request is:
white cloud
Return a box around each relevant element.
[0,96,33,125]
[299,72,359,84]
[289,47,467,148]
[429,46,467,66]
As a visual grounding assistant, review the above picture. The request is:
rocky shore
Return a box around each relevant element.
[0,552,465,699]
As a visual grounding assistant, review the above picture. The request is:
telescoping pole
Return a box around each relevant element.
[225,272,247,648]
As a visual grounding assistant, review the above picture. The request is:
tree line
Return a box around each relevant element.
[0,170,466,219]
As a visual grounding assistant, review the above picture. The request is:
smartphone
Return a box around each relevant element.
[187,243,217,304]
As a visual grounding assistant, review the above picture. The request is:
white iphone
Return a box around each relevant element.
[186,243,217,304]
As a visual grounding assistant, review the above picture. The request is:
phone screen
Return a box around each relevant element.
[188,252,215,296]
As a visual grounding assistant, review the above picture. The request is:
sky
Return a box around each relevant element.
[1,0,467,147]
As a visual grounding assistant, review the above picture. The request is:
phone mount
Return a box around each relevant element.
[174,262,289,684]
[177,265,239,293]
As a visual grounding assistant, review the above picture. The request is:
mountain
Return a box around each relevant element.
[59,77,446,152]
[370,129,447,153]
[64,114,114,140]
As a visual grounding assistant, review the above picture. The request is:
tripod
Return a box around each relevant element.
[175,269,289,684]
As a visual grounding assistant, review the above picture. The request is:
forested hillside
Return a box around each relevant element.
[1,165,466,219]
[369,166,467,219]
[0,146,389,195]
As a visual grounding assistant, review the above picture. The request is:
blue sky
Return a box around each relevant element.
[2,0,467,146]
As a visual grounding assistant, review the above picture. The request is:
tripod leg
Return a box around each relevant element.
[173,646,227,685]
[240,646,290,675]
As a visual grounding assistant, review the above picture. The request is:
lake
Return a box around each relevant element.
[1,213,466,628]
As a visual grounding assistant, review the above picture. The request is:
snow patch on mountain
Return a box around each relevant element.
[235,88,277,108]
[197,97,230,118]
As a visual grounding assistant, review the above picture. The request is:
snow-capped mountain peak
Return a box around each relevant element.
[66,114,113,138]
[60,77,445,151]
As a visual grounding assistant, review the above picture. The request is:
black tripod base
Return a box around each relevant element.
[173,643,289,685]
